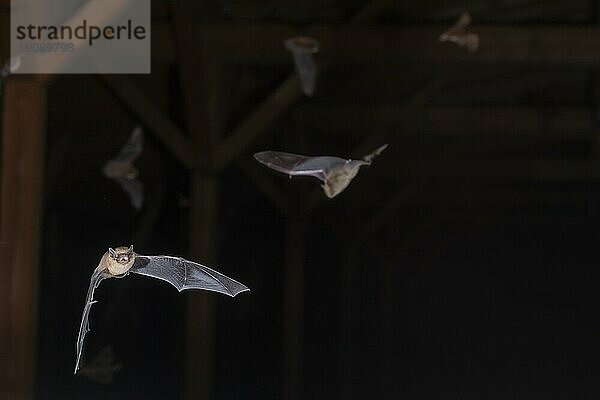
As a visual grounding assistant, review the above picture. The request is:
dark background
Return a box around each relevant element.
[2,0,600,399]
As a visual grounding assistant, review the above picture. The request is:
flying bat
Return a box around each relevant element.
[284,36,320,97]
[78,345,122,385]
[74,245,250,374]
[439,13,479,52]
[102,125,144,210]
[254,144,388,198]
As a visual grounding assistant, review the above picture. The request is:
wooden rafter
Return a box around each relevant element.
[214,0,396,172]
[102,76,193,168]
[203,24,600,66]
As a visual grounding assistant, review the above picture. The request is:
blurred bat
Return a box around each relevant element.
[78,345,122,384]
[284,36,320,97]
[102,125,144,210]
[439,13,479,52]
[74,245,250,374]
[254,144,388,198]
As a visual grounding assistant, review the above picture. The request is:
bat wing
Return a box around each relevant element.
[291,50,317,97]
[440,12,471,41]
[254,151,346,182]
[78,345,122,385]
[75,269,107,374]
[115,178,144,210]
[114,125,143,162]
[130,255,250,296]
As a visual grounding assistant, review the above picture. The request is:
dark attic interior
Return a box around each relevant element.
[2,0,600,399]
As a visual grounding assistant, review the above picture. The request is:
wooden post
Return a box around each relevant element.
[284,216,306,400]
[171,3,219,399]
[340,242,361,400]
[0,77,46,399]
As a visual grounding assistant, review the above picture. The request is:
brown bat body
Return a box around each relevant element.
[97,246,136,276]
[322,161,366,198]
[439,12,479,52]
[102,161,138,181]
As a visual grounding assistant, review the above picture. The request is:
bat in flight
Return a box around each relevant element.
[102,125,144,210]
[284,36,320,97]
[74,245,250,374]
[254,144,388,198]
[439,12,479,52]
[78,345,122,385]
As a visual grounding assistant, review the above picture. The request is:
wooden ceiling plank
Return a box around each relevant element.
[213,0,397,171]
[102,75,193,168]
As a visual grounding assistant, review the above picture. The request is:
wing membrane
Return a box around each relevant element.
[115,126,143,162]
[115,178,143,210]
[131,255,249,297]
[75,269,107,374]
[254,151,346,181]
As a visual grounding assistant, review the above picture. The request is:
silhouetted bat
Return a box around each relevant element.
[439,13,479,52]
[102,126,144,210]
[284,36,320,97]
[254,144,388,198]
[74,245,249,373]
[78,345,122,385]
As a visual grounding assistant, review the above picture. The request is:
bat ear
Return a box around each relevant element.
[128,245,134,253]
[109,247,117,258]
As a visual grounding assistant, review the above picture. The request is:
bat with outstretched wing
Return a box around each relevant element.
[439,12,479,52]
[254,144,388,198]
[102,126,144,210]
[284,36,320,97]
[74,245,249,374]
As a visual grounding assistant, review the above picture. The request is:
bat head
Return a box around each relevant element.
[108,245,135,265]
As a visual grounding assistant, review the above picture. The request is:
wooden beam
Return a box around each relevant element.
[214,76,301,170]
[0,77,46,399]
[375,158,600,180]
[340,243,361,400]
[284,217,306,400]
[292,106,594,139]
[237,158,291,214]
[172,2,219,399]
[204,24,600,66]
[212,0,395,171]
[102,75,193,168]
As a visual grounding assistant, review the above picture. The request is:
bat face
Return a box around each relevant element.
[106,245,135,275]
